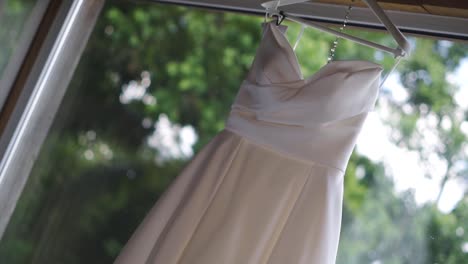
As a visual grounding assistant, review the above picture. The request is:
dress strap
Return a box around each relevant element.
[379,55,403,88]
[293,24,305,51]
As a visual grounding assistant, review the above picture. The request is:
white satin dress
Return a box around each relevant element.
[114,21,383,264]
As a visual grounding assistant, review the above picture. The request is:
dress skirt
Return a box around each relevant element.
[114,129,344,264]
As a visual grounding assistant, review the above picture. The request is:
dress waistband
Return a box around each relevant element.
[225,109,367,173]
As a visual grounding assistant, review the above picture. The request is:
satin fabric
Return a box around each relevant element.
[114,21,382,264]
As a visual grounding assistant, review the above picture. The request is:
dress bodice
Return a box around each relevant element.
[225,21,383,172]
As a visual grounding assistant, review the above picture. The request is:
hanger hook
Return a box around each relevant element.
[274,11,285,25]
[264,1,285,26]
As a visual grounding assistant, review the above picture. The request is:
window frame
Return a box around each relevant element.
[153,0,468,41]
[0,0,105,239]
[0,0,52,111]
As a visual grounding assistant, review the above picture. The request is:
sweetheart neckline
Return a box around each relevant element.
[267,21,383,84]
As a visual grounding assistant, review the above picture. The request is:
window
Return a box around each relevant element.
[0,1,466,263]
[0,0,50,107]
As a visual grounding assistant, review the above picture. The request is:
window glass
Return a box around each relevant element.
[0,1,466,263]
[0,0,40,80]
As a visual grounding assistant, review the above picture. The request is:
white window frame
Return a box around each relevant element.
[0,0,105,239]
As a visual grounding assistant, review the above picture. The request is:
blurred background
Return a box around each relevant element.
[0,0,467,263]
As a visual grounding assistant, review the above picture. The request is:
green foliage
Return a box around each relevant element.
[427,197,468,263]
[340,156,430,264]
[399,39,463,115]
